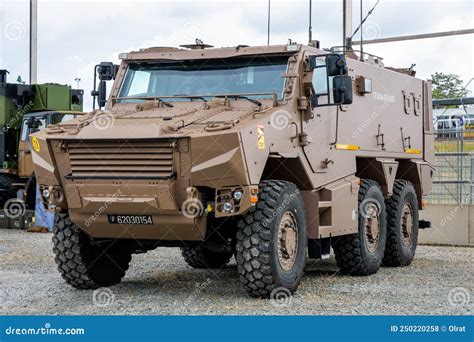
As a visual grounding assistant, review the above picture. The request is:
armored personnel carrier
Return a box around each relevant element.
[31,42,434,297]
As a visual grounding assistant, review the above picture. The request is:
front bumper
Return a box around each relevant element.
[70,210,207,241]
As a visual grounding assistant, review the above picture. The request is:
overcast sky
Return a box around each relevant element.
[1,0,473,110]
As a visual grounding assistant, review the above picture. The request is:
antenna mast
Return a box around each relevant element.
[342,0,352,48]
[267,0,271,45]
[360,0,363,60]
[29,0,38,84]
[309,0,313,44]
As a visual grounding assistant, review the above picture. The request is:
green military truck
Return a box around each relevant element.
[0,69,83,219]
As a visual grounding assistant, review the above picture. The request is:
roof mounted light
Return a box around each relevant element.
[179,38,214,50]
[286,39,299,52]
[118,53,128,59]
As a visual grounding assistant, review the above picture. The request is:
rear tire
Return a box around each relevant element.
[52,213,133,289]
[181,246,233,269]
[383,180,419,267]
[24,173,37,211]
[235,180,307,298]
[0,173,18,208]
[332,179,387,276]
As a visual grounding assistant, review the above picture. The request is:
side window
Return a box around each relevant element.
[310,55,334,102]
[312,67,328,95]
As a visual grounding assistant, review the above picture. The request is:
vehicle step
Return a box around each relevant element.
[318,201,332,208]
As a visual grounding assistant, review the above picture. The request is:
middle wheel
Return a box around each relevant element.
[236,180,307,298]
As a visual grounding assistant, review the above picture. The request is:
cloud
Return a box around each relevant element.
[1,0,473,110]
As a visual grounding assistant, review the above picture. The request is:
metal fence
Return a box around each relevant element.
[428,129,474,205]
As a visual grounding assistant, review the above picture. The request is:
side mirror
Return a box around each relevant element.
[309,54,348,76]
[91,61,118,109]
[27,117,42,129]
[26,117,35,128]
[308,54,352,108]
[333,76,353,105]
[326,55,348,76]
[97,62,117,81]
[98,80,107,108]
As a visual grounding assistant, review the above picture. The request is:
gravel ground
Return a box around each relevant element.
[0,229,472,315]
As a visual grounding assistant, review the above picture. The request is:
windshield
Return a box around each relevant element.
[117,56,289,102]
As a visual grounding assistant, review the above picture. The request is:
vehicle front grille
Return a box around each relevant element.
[66,140,175,179]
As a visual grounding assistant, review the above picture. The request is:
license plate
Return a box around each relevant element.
[108,214,153,225]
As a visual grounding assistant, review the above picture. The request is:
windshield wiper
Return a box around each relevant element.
[172,94,208,102]
[116,96,174,107]
[215,95,262,107]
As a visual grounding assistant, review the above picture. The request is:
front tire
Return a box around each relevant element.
[236,180,307,298]
[53,213,133,289]
[181,246,233,269]
[332,179,387,276]
[383,180,419,267]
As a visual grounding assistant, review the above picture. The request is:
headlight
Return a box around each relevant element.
[42,188,50,199]
[223,202,234,213]
[232,190,243,201]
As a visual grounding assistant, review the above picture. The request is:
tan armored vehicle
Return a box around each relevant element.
[31,41,434,297]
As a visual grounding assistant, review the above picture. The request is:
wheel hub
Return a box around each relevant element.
[364,203,380,253]
[277,211,298,271]
[400,203,414,247]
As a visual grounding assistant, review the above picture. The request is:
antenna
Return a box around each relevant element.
[360,0,363,60]
[350,0,379,39]
[29,0,38,84]
[267,0,271,45]
[308,0,312,44]
[349,0,379,59]
[342,0,352,48]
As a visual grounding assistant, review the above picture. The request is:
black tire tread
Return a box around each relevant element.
[383,180,418,267]
[236,180,300,298]
[52,213,132,289]
[332,179,383,276]
[181,246,232,269]
[0,173,19,206]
